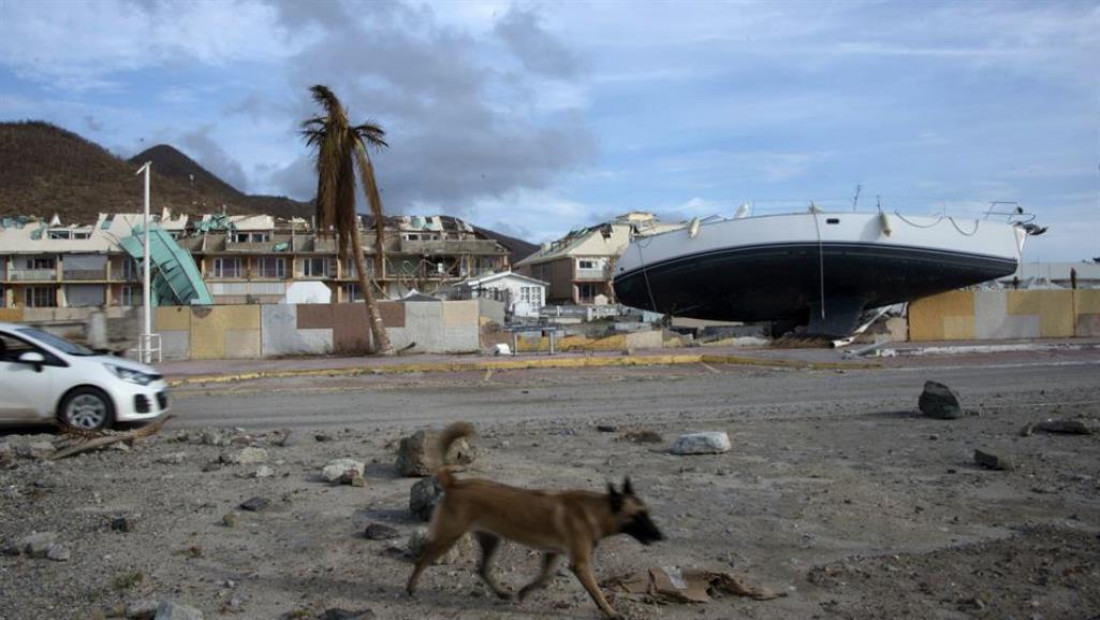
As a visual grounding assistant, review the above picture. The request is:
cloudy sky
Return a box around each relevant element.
[0,0,1096,261]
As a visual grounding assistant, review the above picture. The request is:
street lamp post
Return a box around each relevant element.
[135,162,153,363]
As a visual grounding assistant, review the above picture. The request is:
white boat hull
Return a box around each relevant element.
[613,211,1026,336]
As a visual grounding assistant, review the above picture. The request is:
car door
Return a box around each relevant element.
[0,332,56,421]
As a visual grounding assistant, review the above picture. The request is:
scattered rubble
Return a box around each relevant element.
[406,528,474,565]
[154,600,204,620]
[238,497,270,512]
[603,567,785,604]
[919,381,963,419]
[670,431,731,455]
[974,449,1015,471]
[409,475,443,521]
[362,523,401,541]
[1019,418,1095,436]
[321,458,365,484]
[622,430,664,444]
[394,429,475,477]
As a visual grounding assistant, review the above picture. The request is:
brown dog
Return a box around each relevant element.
[405,421,664,619]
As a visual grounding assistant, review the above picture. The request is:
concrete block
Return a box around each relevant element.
[442,300,478,327]
[333,304,371,354]
[297,303,334,329]
[224,329,261,359]
[159,330,191,361]
[443,325,479,352]
[155,306,191,331]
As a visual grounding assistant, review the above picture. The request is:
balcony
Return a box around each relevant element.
[62,269,108,281]
[574,267,610,281]
[8,269,57,281]
[399,239,502,255]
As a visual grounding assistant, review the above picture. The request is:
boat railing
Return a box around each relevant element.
[630,199,1037,239]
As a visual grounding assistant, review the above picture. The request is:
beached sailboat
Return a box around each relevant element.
[612,203,1044,337]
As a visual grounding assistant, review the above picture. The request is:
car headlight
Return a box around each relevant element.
[106,364,155,386]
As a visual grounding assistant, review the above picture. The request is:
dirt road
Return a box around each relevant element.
[1,349,1098,619]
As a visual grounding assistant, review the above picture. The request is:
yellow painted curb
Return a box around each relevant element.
[166,352,879,387]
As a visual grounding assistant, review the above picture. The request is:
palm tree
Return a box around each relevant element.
[302,84,393,355]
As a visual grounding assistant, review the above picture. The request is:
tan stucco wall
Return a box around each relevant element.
[1007,290,1074,338]
[909,291,975,341]
[189,306,262,359]
[1075,290,1100,337]
[910,289,1093,341]
[0,308,23,323]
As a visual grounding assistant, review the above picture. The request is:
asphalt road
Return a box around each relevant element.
[168,349,1100,431]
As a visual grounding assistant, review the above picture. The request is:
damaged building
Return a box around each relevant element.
[0,212,510,309]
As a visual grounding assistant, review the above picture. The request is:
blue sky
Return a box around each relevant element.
[0,0,1096,262]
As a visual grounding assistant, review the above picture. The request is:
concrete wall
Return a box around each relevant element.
[149,300,482,360]
[910,290,1100,341]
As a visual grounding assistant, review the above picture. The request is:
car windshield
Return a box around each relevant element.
[16,327,97,356]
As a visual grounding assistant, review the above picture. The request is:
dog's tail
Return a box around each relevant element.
[435,421,475,490]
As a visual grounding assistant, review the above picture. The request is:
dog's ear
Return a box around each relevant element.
[622,477,634,496]
[607,482,623,512]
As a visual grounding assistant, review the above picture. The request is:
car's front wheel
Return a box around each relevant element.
[59,387,114,431]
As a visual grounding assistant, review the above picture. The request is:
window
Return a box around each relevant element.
[0,286,5,308]
[232,232,271,243]
[520,286,541,307]
[26,257,55,270]
[302,258,332,278]
[212,258,242,279]
[257,257,286,279]
[577,283,596,303]
[24,286,57,308]
[121,258,139,281]
[343,283,362,302]
[120,285,142,307]
[0,333,37,362]
[578,259,597,270]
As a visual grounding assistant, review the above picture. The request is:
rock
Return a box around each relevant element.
[670,431,731,455]
[239,497,270,512]
[321,458,365,484]
[125,599,160,619]
[112,517,136,533]
[20,441,55,459]
[395,430,475,477]
[319,609,376,620]
[253,465,274,479]
[344,470,366,487]
[156,452,188,465]
[623,430,664,444]
[0,441,13,463]
[974,449,1014,471]
[17,532,58,558]
[154,601,204,620]
[363,523,402,540]
[596,425,618,433]
[201,431,227,447]
[409,476,443,521]
[274,429,297,447]
[1033,419,1093,435]
[407,528,474,564]
[919,381,963,419]
[222,447,267,465]
[222,513,238,528]
[46,544,71,561]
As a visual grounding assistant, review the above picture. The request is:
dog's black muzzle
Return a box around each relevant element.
[623,512,665,545]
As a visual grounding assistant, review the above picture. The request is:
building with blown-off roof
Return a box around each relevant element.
[0,211,510,309]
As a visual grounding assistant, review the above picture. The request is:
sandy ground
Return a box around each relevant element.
[1,359,1099,620]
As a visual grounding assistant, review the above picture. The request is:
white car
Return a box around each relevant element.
[0,322,170,430]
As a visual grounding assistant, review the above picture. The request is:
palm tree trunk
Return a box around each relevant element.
[351,228,393,355]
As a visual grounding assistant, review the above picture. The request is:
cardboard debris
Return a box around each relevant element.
[602,567,786,604]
